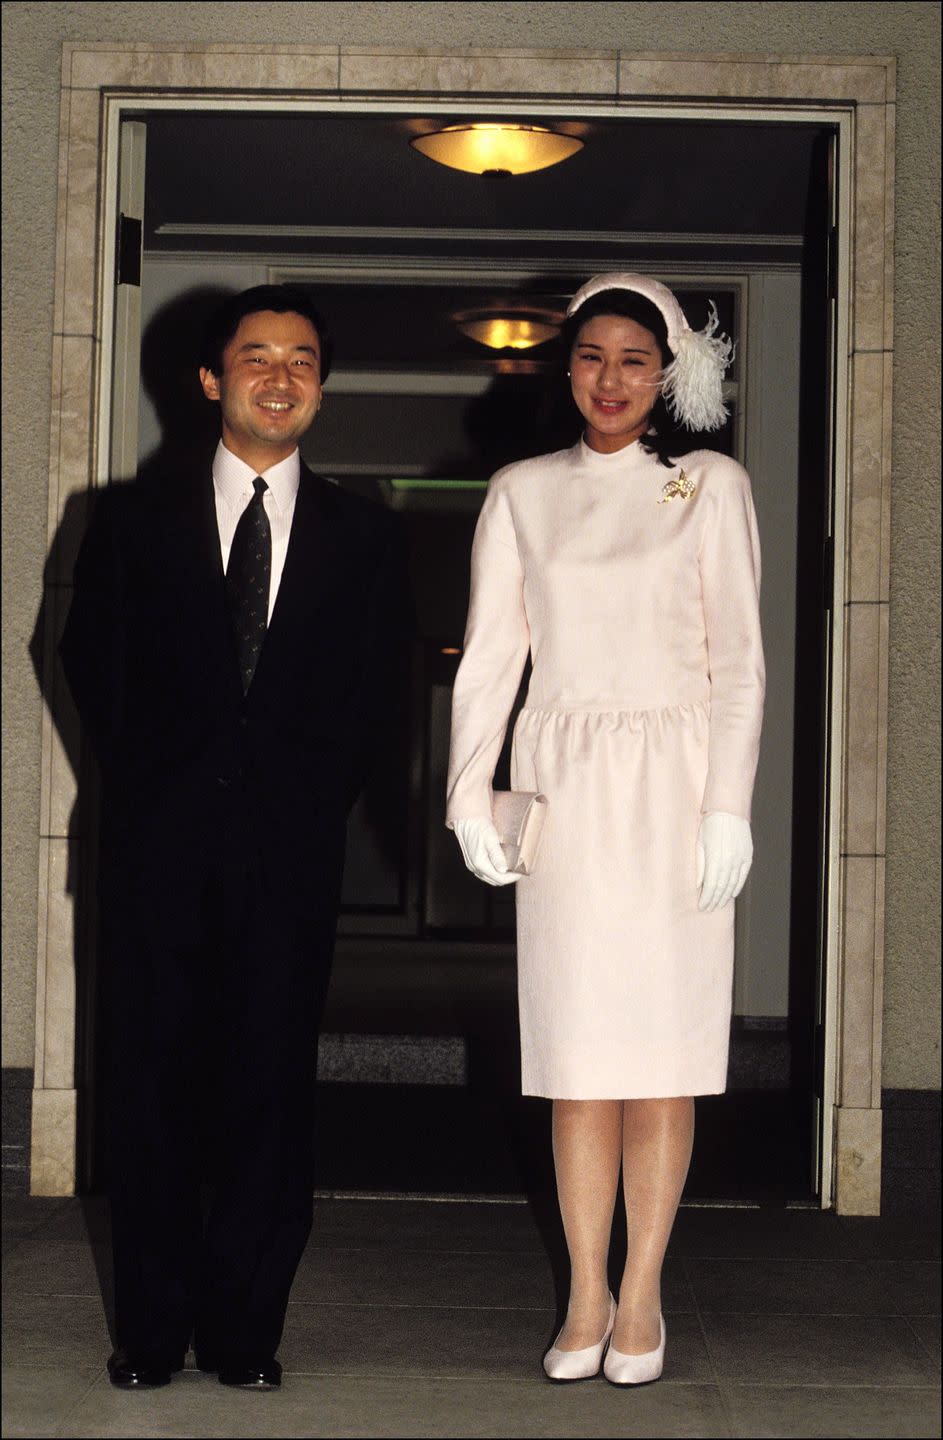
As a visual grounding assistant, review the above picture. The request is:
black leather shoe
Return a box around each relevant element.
[107,1349,174,1388]
[217,1358,282,1389]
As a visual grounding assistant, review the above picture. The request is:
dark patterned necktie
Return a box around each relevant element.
[226,476,271,692]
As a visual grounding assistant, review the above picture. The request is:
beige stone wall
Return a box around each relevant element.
[2,3,940,1087]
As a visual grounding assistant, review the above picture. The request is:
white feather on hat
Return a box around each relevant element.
[566,272,734,432]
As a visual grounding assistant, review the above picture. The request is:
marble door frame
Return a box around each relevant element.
[33,45,895,1212]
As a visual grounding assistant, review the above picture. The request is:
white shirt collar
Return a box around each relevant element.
[212,441,301,514]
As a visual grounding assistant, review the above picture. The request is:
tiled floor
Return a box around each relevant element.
[2,1192,940,1438]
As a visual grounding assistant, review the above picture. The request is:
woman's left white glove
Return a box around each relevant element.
[696,811,753,912]
[453,816,521,887]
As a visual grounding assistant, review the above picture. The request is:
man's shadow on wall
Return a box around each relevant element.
[28,285,236,1340]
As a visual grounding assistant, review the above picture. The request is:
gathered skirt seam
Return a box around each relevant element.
[519,698,710,719]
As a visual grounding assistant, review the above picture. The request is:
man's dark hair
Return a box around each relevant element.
[560,287,686,468]
[200,284,333,381]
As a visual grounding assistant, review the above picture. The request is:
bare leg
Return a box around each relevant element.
[613,1096,694,1353]
[551,1099,623,1349]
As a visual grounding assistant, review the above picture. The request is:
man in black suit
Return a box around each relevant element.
[60,285,408,1391]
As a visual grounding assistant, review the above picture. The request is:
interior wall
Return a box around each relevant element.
[2,3,939,1088]
[737,271,801,1019]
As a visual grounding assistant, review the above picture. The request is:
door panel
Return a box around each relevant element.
[110,120,146,482]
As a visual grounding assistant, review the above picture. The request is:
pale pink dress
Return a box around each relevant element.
[446,438,765,1099]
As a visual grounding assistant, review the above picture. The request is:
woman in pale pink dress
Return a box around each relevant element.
[446,274,764,1385]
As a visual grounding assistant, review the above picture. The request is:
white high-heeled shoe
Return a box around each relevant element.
[542,1293,616,1381]
[603,1313,666,1385]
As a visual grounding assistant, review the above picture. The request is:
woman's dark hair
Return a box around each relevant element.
[560,288,687,468]
[199,284,334,381]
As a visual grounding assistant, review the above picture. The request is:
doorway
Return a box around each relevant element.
[106,104,833,1204]
[39,47,900,1215]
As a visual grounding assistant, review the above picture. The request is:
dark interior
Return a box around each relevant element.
[124,108,837,1204]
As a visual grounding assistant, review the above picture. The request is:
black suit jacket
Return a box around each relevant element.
[60,462,410,875]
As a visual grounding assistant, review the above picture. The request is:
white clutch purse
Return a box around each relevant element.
[491,790,548,876]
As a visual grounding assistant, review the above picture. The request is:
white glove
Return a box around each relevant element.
[453,816,520,887]
[696,811,753,912]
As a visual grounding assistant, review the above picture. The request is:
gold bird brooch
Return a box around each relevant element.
[658,468,696,504]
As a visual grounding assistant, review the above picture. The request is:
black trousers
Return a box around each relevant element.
[100,829,341,1366]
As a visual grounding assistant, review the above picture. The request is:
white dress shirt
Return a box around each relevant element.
[212,441,300,624]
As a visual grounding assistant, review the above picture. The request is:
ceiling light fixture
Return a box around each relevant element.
[454,308,563,351]
[457,315,559,350]
[410,123,583,176]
